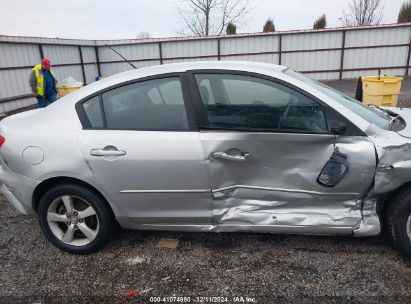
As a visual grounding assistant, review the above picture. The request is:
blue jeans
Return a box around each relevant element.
[37,93,57,108]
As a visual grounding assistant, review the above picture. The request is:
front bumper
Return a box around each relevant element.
[0,162,39,215]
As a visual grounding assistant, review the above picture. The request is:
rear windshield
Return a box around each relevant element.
[283,69,392,130]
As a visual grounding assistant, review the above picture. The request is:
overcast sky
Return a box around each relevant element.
[0,0,407,40]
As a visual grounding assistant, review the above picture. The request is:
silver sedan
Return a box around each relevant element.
[1,61,411,255]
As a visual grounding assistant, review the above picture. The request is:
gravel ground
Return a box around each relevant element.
[0,197,410,304]
[1,79,411,303]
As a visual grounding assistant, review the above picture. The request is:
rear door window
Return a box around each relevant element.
[83,96,104,128]
[101,77,189,130]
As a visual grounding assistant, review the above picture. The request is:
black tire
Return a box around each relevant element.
[37,184,113,254]
[386,187,411,256]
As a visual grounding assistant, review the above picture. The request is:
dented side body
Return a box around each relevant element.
[198,131,376,235]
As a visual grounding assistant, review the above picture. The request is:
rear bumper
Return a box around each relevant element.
[0,162,39,215]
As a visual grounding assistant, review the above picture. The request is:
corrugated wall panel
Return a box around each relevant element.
[345,27,411,47]
[344,46,408,69]
[0,97,36,113]
[52,66,83,83]
[84,64,98,84]
[303,72,340,80]
[100,63,133,77]
[2,24,411,113]
[282,32,342,51]
[81,46,96,63]
[343,68,406,79]
[282,50,340,72]
[134,60,161,68]
[0,68,32,98]
[98,43,159,62]
[0,36,94,46]
[222,53,279,64]
[42,45,80,65]
[220,36,278,55]
[162,40,216,58]
[0,43,40,68]
[100,60,162,77]
[163,57,217,64]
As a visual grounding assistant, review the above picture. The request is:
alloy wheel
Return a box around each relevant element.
[46,195,99,246]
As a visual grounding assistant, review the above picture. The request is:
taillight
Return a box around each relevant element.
[0,135,5,147]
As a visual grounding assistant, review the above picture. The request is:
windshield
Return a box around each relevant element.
[283,69,403,131]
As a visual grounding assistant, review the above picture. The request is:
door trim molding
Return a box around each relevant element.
[212,185,359,197]
[120,185,359,197]
[120,189,211,193]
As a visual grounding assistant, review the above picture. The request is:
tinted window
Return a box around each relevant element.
[83,96,104,128]
[195,74,327,133]
[102,77,189,130]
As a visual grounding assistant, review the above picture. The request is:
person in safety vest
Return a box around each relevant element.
[29,58,58,108]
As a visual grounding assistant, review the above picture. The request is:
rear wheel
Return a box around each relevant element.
[37,184,113,254]
[386,188,411,256]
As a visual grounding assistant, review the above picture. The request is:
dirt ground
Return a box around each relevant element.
[1,79,411,304]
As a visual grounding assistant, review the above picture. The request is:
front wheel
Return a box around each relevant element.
[37,184,113,254]
[386,188,411,256]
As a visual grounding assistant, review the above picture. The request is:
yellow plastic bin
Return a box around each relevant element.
[57,86,82,98]
[362,76,403,107]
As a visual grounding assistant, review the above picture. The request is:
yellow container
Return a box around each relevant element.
[57,86,82,98]
[362,76,403,107]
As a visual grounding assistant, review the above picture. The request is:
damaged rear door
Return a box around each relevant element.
[189,71,376,234]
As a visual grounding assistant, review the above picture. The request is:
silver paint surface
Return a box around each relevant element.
[200,131,375,233]
[1,61,411,237]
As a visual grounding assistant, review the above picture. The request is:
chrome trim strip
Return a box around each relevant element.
[120,189,211,193]
[120,185,359,197]
[212,185,359,197]
[140,224,353,230]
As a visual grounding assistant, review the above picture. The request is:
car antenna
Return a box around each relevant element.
[104,44,137,69]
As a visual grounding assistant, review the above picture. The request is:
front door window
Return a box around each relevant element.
[195,74,327,133]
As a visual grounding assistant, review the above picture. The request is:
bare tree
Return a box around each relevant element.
[340,0,384,26]
[177,0,252,36]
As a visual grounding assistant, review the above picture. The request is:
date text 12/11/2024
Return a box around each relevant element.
[148,296,257,303]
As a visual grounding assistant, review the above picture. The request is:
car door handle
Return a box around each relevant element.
[213,151,250,162]
[90,148,126,157]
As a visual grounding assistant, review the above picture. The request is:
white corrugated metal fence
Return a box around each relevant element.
[1,23,411,113]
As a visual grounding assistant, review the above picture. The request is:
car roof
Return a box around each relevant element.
[16,61,285,127]
[102,61,287,83]
[58,61,287,102]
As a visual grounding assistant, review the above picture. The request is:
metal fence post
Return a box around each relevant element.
[405,26,411,77]
[159,42,163,64]
[94,46,101,77]
[38,44,44,59]
[339,30,346,80]
[78,46,87,85]
[217,38,221,61]
[278,34,282,65]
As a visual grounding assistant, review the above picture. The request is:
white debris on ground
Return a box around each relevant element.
[126,256,145,265]
[57,76,83,88]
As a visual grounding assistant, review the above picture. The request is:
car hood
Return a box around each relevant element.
[384,107,411,139]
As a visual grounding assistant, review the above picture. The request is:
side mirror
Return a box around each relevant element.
[317,151,349,187]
